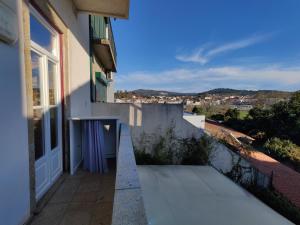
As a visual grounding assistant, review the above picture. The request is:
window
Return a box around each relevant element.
[48,60,58,150]
[30,8,60,160]
[50,107,58,149]
[95,72,108,102]
[48,61,57,105]
[31,51,44,160]
[31,51,42,106]
[30,13,57,56]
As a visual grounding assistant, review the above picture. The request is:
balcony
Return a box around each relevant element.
[73,0,130,19]
[29,103,294,225]
[29,122,147,225]
[91,16,117,72]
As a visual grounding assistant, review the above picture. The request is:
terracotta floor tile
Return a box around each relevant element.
[30,165,116,225]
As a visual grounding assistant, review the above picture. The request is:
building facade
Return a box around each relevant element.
[0,0,129,224]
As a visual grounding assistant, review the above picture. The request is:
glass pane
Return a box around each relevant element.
[48,61,56,105]
[31,51,42,106]
[30,14,56,55]
[50,107,58,150]
[95,73,107,102]
[33,109,44,160]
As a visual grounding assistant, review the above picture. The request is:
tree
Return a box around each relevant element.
[223,91,300,145]
[287,91,300,144]
[210,114,225,121]
[248,107,271,120]
[264,137,297,160]
[224,108,240,121]
[246,92,300,145]
[192,106,204,115]
[289,91,300,112]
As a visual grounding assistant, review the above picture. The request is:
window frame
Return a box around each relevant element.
[29,5,60,62]
[29,6,61,158]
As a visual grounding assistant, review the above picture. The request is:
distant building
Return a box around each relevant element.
[183,113,205,129]
[230,104,253,111]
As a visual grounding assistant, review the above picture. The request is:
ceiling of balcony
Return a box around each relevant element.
[72,0,130,19]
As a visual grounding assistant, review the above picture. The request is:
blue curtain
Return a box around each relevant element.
[82,120,108,173]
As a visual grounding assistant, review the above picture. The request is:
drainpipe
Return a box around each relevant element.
[89,15,94,102]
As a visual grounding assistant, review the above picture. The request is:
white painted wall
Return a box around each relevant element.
[107,73,115,103]
[50,0,117,109]
[209,138,270,187]
[0,1,30,225]
[92,103,203,150]
[0,1,117,224]
[183,114,205,129]
[49,0,92,117]
[69,13,91,117]
[209,139,250,174]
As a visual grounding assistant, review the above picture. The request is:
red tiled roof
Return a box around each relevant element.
[205,121,300,208]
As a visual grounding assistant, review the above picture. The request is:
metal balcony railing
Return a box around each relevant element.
[107,19,117,63]
[90,16,117,64]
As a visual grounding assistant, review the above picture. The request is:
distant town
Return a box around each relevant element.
[115,88,292,115]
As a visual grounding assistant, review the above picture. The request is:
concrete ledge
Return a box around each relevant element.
[113,189,148,225]
[112,123,148,225]
[115,141,140,190]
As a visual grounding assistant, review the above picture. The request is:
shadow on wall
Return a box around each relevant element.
[1,1,125,224]
[91,102,204,151]
[1,2,203,224]
[30,0,204,160]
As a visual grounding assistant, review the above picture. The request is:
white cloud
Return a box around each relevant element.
[175,47,208,64]
[176,33,274,65]
[116,65,300,92]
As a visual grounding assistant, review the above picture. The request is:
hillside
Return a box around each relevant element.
[116,88,292,98]
[198,88,292,98]
[131,89,196,97]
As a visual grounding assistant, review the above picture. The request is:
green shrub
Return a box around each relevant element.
[192,106,204,115]
[152,135,174,165]
[134,150,156,165]
[247,186,300,224]
[263,138,300,171]
[264,138,297,160]
[210,114,224,121]
[134,136,175,165]
[134,128,213,165]
[181,136,212,165]
[225,108,240,121]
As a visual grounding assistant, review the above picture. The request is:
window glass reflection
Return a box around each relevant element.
[50,107,58,150]
[30,14,56,55]
[48,61,56,105]
[31,51,41,106]
[33,109,44,160]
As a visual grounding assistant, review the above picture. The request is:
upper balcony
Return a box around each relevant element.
[91,16,117,72]
[73,0,130,19]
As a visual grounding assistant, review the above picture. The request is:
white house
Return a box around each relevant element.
[0,0,129,224]
[0,1,292,225]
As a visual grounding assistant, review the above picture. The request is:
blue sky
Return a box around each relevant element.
[113,0,300,92]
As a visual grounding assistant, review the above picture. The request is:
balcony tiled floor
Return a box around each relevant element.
[30,161,116,225]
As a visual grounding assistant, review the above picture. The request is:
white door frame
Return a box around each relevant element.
[30,6,63,200]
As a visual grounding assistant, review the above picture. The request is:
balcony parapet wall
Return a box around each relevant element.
[92,103,204,152]
[112,123,148,225]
